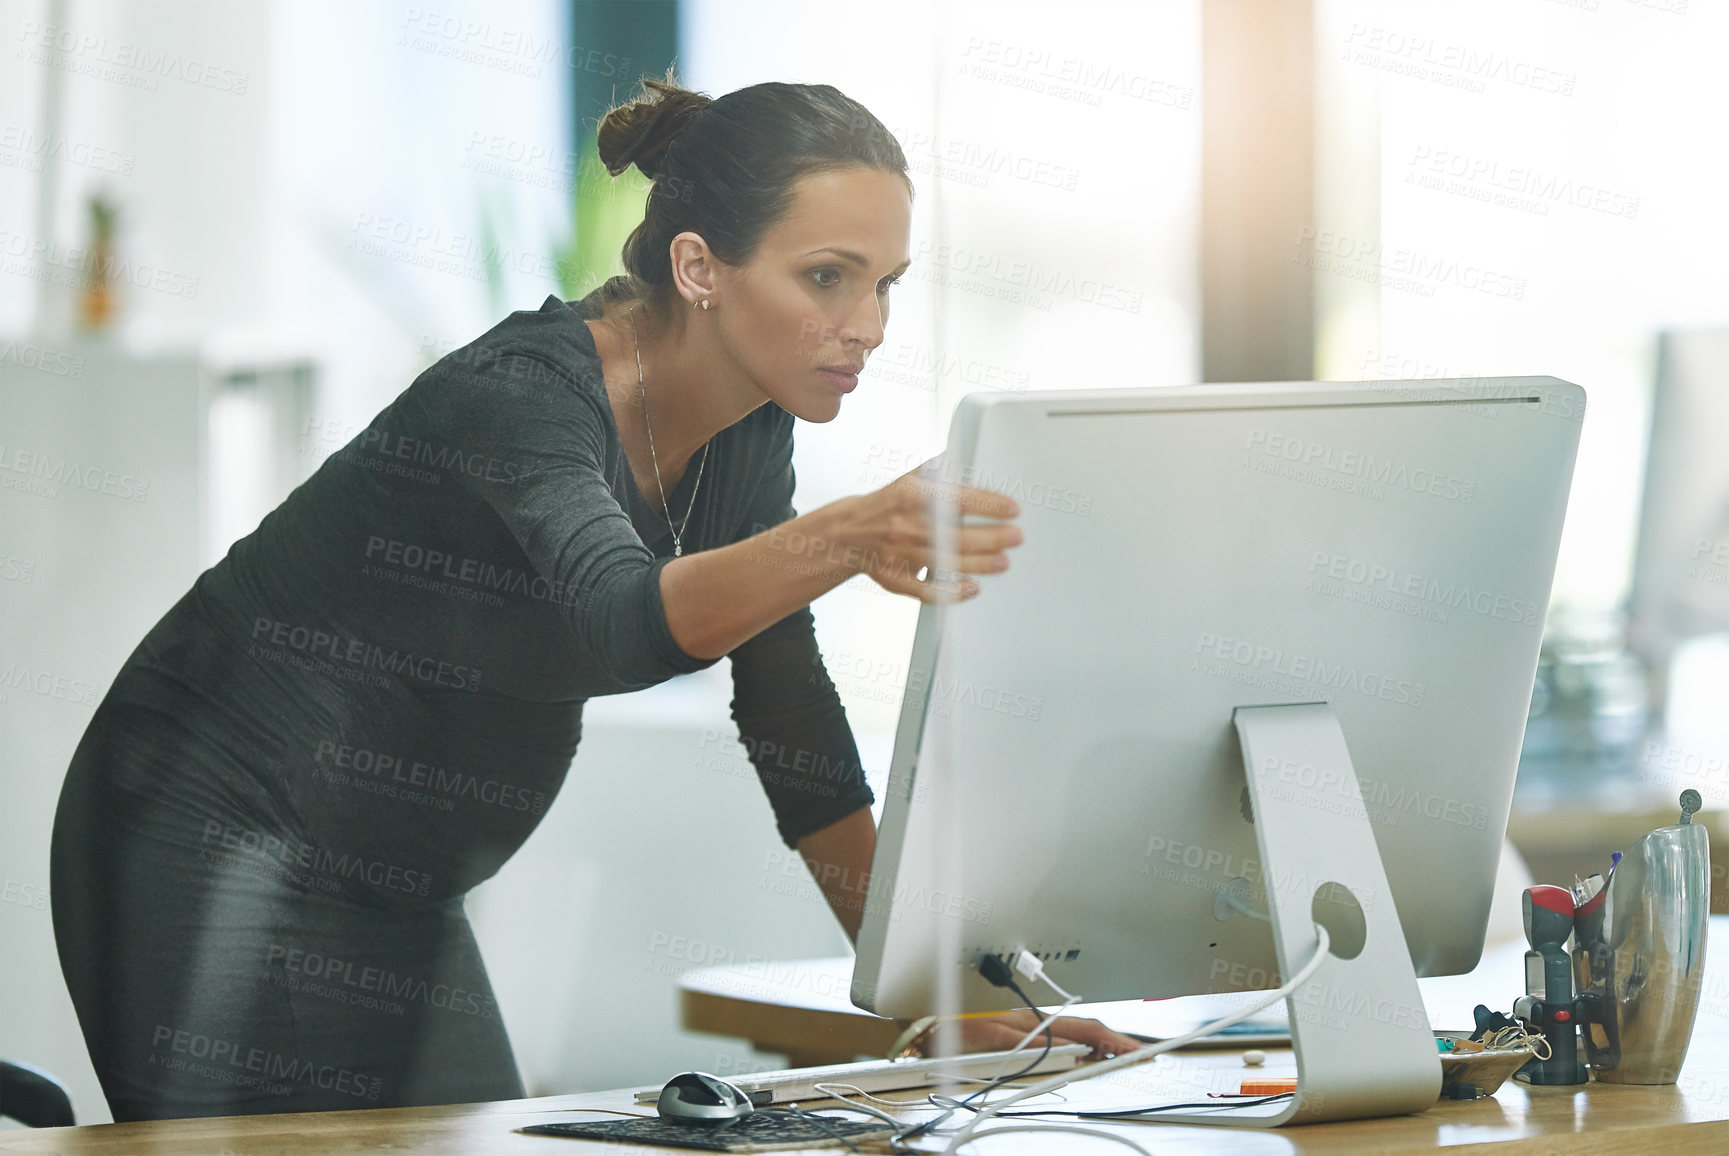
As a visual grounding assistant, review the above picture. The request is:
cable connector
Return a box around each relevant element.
[978,953,1015,988]
[1011,949,1077,1002]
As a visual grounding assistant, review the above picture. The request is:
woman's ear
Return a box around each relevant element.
[668,232,719,307]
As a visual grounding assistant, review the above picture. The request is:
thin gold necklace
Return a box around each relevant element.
[627,306,709,557]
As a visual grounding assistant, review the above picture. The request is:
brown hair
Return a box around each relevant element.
[594,71,911,314]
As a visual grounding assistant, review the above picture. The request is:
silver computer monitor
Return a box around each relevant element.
[850,378,1583,1124]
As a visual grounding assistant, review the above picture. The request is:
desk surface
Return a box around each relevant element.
[9,921,1725,1155]
[5,1045,1728,1156]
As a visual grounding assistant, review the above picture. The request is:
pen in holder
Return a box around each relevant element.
[1571,790,1711,1084]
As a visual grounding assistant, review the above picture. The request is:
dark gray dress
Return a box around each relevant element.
[49,282,875,1121]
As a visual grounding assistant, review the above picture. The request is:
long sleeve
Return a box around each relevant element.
[727,409,876,848]
[405,330,720,691]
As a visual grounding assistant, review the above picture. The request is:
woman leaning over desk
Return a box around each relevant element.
[50,76,1140,1121]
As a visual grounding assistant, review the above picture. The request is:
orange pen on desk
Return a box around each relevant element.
[1240,1077,1298,1095]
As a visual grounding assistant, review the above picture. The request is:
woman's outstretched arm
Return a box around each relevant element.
[661,463,1024,661]
[794,805,877,945]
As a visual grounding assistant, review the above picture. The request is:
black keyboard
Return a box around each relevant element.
[518,1110,897,1151]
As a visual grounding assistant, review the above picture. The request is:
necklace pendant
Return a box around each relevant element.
[673,544,682,557]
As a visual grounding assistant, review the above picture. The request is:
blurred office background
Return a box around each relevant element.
[3,0,1726,1126]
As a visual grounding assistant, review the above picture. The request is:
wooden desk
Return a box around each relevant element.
[5,1042,1728,1155]
[1506,804,1729,915]
[9,922,1726,1154]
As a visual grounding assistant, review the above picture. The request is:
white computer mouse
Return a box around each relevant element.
[656,1071,755,1123]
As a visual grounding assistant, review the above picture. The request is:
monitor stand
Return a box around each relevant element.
[1151,702,1441,1127]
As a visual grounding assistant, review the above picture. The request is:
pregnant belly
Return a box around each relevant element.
[106,592,586,904]
[282,685,583,901]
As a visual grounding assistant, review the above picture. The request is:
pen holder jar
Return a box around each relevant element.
[1572,807,1711,1084]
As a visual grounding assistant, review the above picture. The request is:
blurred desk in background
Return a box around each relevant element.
[1506,804,1729,915]
[679,958,894,1068]
[1510,722,1728,914]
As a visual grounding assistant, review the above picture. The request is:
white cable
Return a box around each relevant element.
[944,1123,1153,1154]
[806,1084,908,1127]
[896,961,1090,1145]
[1219,886,1272,923]
[1009,946,1071,1002]
[938,922,1333,1155]
[810,1080,1063,1115]
[1012,949,1080,1003]
[944,1077,1066,1092]
[999,949,1082,1059]
[810,1082,1080,1155]
[812,1082,941,1109]
[1041,974,1079,1003]
[1005,996,1077,1055]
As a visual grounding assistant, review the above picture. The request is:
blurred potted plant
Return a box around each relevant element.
[76,189,120,334]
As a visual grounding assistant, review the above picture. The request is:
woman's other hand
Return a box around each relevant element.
[914,1009,1143,1062]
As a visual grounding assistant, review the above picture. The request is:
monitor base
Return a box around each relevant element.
[1151,702,1441,1127]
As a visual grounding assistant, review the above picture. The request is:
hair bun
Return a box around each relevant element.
[597,75,714,180]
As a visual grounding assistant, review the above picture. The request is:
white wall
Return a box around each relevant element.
[1315,0,1729,616]
[0,348,209,1129]
[3,0,734,1123]
[0,0,929,1122]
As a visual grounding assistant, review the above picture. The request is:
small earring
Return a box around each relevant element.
[699,299,710,311]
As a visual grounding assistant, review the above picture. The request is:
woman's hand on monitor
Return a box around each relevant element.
[843,455,1023,604]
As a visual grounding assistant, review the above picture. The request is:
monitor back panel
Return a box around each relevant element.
[853,378,1583,1018]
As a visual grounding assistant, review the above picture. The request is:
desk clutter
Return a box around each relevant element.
[511,794,1711,1149]
[1511,791,1710,1086]
[1434,1027,1544,1100]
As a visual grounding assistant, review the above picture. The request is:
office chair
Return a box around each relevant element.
[0,1060,75,1127]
